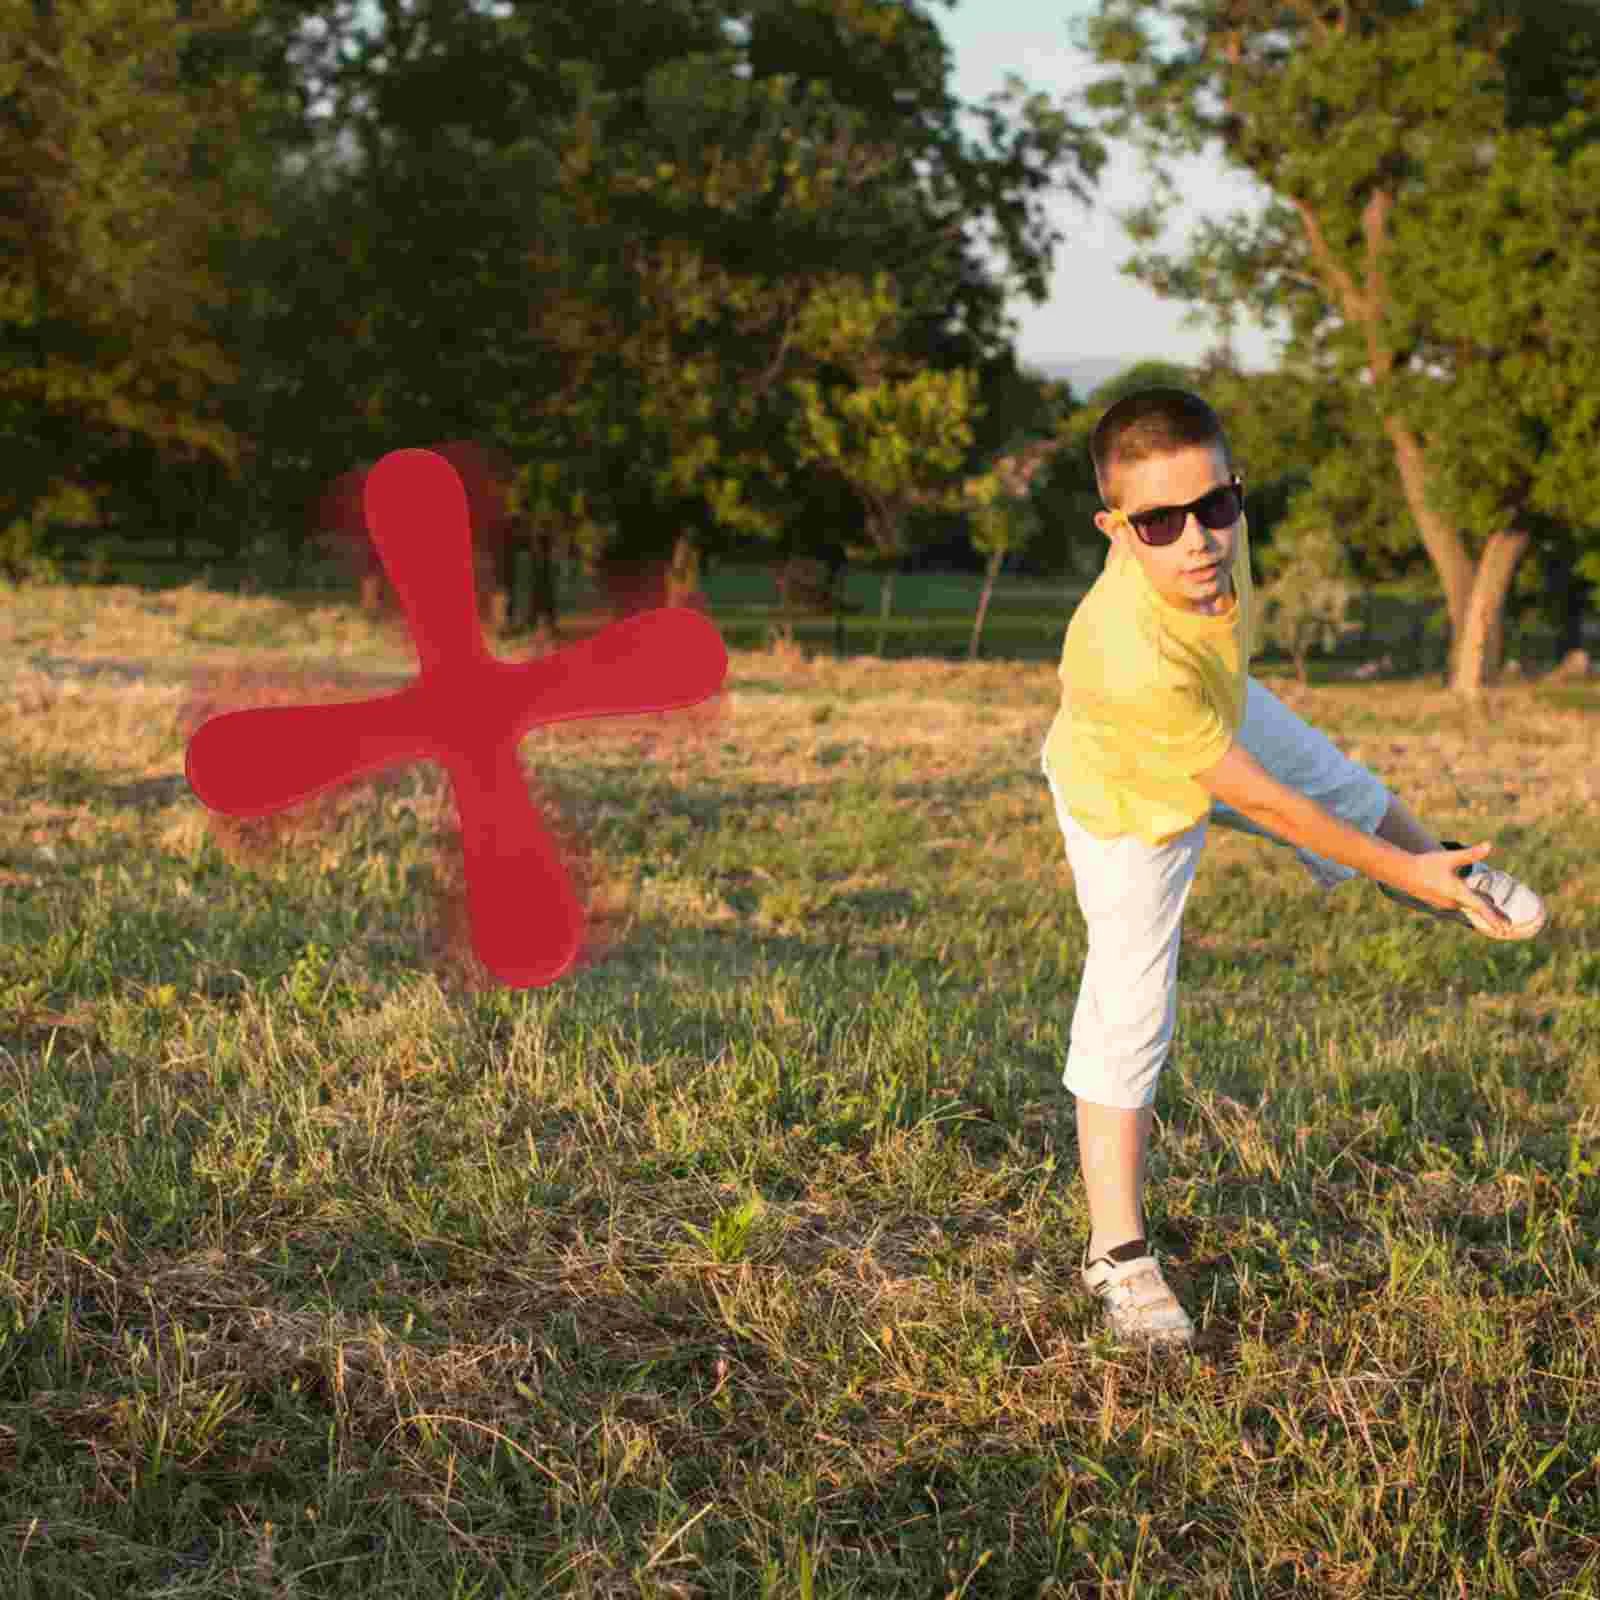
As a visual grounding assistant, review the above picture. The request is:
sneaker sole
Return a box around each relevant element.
[1101,1323,1196,1352]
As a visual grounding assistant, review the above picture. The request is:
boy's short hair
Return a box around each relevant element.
[1090,387,1234,508]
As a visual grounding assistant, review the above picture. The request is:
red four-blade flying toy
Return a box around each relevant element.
[184,448,728,987]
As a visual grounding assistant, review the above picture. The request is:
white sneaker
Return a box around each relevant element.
[1081,1240,1195,1349]
[1379,839,1548,940]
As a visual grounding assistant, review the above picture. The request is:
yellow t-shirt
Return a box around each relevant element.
[1042,513,1254,845]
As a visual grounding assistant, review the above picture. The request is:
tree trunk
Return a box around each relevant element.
[283,518,306,592]
[528,526,560,641]
[968,549,1004,661]
[1381,415,1475,677]
[874,570,895,657]
[667,531,699,606]
[473,543,500,629]
[774,558,798,646]
[1292,191,1481,697]
[491,523,519,632]
[1406,606,1427,675]
[1485,599,1506,680]
[172,476,187,567]
[1450,528,1532,697]
[1562,573,1590,663]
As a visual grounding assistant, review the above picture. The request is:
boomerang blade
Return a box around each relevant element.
[505,608,728,731]
[185,692,428,817]
[364,450,489,680]
[446,739,583,986]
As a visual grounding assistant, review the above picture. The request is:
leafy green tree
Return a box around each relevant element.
[1386,106,1600,685]
[127,0,1102,625]
[0,0,268,581]
[1078,0,1600,697]
[1257,524,1363,686]
[539,63,876,575]
[787,274,984,655]
[534,0,1101,605]
[742,0,1104,360]
[246,0,1102,613]
[963,434,1063,659]
[904,354,1073,572]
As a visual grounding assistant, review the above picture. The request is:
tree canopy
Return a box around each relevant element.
[1077,0,1600,693]
[0,0,271,576]
[1,0,1111,617]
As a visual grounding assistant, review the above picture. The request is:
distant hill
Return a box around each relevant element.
[1023,357,1134,399]
[1022,355,1276,401]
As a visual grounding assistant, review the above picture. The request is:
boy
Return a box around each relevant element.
[1041,388,1548,1350]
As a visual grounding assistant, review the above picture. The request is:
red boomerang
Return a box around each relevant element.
[185,448,728,987]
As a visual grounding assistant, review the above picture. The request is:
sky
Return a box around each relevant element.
[935,0,1284,387]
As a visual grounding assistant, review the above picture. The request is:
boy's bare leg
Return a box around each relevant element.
[1077,1098,1153,1260]
[1373,796,1442,855]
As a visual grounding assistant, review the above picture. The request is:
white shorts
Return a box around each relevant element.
[1042,677,1392,1110]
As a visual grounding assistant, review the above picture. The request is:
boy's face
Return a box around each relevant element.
[1094,444,1239,615]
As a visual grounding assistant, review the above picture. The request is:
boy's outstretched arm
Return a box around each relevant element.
[1193,740,1511,930]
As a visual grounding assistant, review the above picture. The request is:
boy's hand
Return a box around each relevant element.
[1395,841,1511,931]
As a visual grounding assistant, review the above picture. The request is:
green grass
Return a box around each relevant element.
[4,576,1600,1596]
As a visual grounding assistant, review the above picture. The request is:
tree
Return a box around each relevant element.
[1078,0,1600,698]
[536,64,872,579]
[214,0,1104,620]
[1257,524,1362,686]
[525,0,1103,606]
[964,434,1064,659]
[87,0,1102,623]
[0,0,269,579]
[894,357,1073,581]
[786,273,984,655]
[1386,110,1600,686]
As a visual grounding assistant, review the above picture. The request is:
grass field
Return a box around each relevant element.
[6,577,1600,1597]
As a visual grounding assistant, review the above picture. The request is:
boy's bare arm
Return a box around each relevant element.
[1193,740,1504,921]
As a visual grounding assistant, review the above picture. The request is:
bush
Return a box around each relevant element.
[1257,525,1363,683]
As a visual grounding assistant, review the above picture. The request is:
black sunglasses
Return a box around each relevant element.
[1112,476,1244,547]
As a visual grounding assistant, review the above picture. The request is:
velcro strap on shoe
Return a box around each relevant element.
[1102,1261,1170,1307]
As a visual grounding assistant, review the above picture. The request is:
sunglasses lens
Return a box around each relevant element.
[1132,483,1240,544]
[1196,485,1241,529]
[1135,510,1185,545]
